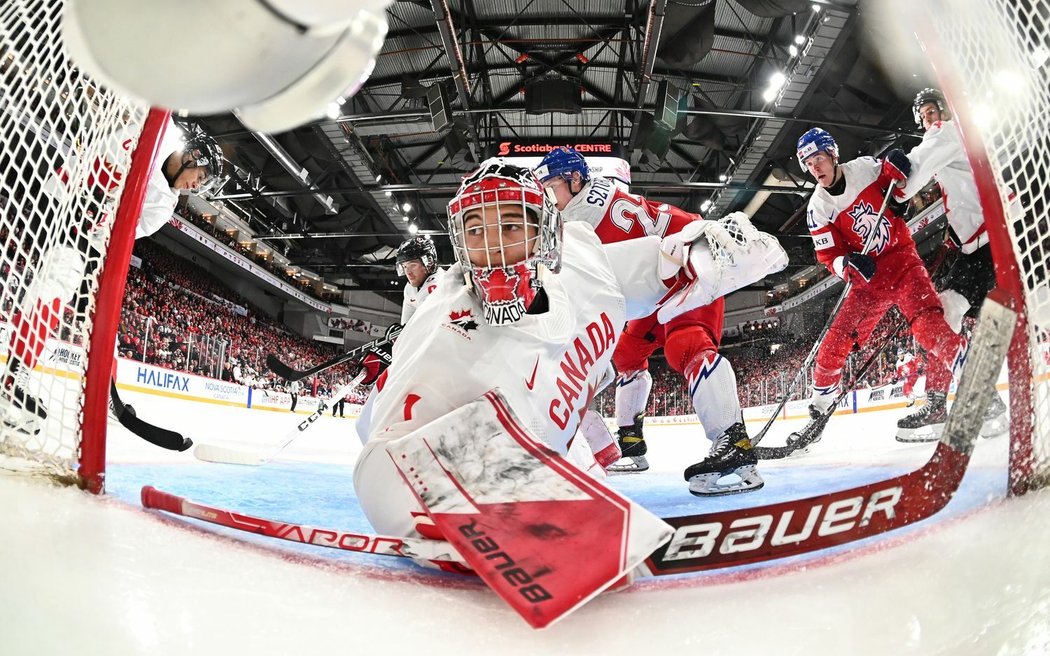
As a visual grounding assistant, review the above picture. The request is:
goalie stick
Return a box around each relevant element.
[643,290,1013,574]
[192,373,366,465]
[752,185,896,447]
[140,485,468,565]
[753,319,908,460]
[266,325,401,383]
[144,292,1011,580]
[109,379,192,451]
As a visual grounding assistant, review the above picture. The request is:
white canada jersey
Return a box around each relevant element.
[359,222,668,455]
[899,120,987,254]
[136,118,184,239]
[400,268,443,324]
[42,117,181,240]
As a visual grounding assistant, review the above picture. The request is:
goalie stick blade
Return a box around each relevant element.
[192,443,264,466]
[110,381,191,451]
[192,378,364,466]
[641,293,1015,577]
[140,486,468,565]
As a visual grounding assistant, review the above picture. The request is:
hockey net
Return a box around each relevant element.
[908,0,1050,492]
[0,0,167,492]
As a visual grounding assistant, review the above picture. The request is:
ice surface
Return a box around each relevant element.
[1,388,1048,655]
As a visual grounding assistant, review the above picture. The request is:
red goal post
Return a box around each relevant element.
[0,0,170,492]
[898,0,1050,493]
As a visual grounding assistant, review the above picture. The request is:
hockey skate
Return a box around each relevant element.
[0,358,47,436]
[784,404,831,453]
[895,391,947,443]
[979,392,1008,439]
[606,412,648,473]
[684,423,764,496]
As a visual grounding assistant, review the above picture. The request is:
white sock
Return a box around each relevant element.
[614,369,652,428]
[686,353,741,441]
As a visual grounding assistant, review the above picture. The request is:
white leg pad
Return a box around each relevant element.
[614,369,651,427]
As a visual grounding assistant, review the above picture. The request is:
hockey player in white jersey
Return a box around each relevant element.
[893,88,1008,438]
[1,120,222,435]
[353,159,787,540]
[396,235,443,324]
[535,147,759,496]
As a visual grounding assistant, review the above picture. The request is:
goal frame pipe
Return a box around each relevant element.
[919,27,1035,496]
[78,108,172,494]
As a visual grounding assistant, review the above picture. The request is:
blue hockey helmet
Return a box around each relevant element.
[796,127,839,169]
[534,146,590,185]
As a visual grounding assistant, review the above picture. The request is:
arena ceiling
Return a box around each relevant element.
[194,0,929,300]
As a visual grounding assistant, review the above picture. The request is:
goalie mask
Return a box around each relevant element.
[447,159,562,326]
[396,235,438,277]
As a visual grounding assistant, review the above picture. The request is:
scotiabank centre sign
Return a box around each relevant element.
[487,141,627,159]
[491,141,631,185]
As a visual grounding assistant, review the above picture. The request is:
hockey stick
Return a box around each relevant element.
[752,185,897,447]
[642,291,1014,574]
[267,325,401,383]
[142,294,1007,578]
[753,319,908,460]
[192,373,366,465]
[109,379,193,451]
[140,485,468,565]
[754,229,955,459]
[143,296,1012,582]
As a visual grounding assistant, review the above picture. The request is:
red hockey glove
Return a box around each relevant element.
[352,346,392,386]
[880,149,911,199]
[835,252,876,284]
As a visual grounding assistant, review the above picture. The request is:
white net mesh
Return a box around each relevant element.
[0,0,149,482]
[917,0,1050,489]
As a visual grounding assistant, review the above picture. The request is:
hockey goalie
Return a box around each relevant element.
[352,160,788,627]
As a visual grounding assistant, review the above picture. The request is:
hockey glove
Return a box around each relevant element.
[352,344,392,386]
[657,212,788,323]
[834,252,876,284]
[880,149,911,199]
[384,322,404,343]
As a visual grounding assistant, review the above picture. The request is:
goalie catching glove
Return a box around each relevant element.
[656,211,788,323]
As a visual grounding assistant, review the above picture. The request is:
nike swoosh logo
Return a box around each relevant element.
[525,358,539,391]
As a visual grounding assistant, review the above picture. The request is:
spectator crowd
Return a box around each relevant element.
[109,238,946,420]
[118,240,366,402]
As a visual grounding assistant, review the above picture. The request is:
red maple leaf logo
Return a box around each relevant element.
[449,309,472,322]
[477,267,520,304]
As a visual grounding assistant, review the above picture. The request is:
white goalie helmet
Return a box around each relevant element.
[447,159,562,326]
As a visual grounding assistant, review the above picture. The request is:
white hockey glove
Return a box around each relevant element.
[657,212,788,323]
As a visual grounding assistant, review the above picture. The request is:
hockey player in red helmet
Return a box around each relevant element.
[352,157,786,624]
